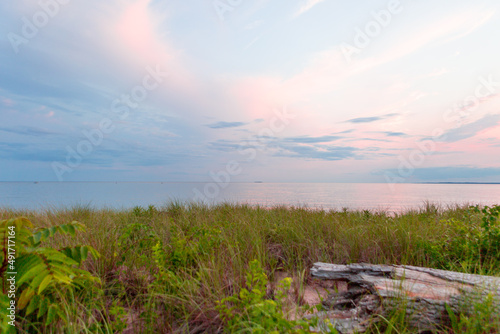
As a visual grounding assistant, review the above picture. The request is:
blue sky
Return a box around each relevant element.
[1,0,500,183]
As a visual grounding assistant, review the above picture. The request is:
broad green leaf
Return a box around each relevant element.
[45,304,58,326]
[38,275,53,294]
[80,247,88,263]
[30,269,50,291]
[25,295,41,316]
[41,229,50,241]
[18,287,35,310]
[17,263,46,286]
[52,273,72,284]
[37,297,49,319]
[32,231,42,244]
[16,254,43,275]
[63,223,76,236]
[43,250,78,266]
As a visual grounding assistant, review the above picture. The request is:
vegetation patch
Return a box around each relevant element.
[0,203,498,333]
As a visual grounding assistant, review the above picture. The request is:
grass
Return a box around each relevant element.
[1,202,499,333]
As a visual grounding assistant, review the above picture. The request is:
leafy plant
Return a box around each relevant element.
[116,221,158,266]
[470,205,500,258]
[108,300,128,333]
[446,292,500,333]
[165,225,222,271]
[0,217,100,332]
[150,241,198,296]
[132,205,158,218]
[216,259,321,333]
[139,240,200,331]
[418,205,500,274]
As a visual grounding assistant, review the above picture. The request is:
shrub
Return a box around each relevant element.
[216,259,323,333]
[419,205,500,274]
[0,217,100,332]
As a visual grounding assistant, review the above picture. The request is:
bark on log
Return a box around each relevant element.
[306,263,500,333]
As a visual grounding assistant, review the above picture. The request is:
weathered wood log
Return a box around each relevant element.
[306,263,500,333]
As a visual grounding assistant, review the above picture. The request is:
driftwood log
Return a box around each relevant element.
[306,263,500,333]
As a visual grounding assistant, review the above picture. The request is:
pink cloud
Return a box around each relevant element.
[215,5,496,142]
[113,0,173,66]
[95,0,203,103]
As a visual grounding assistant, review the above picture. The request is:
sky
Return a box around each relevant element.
[1,0,500,183]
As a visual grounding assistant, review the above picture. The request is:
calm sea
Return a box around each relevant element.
[1,182,499,213]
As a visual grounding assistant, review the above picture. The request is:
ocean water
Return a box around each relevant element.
[0,182,499,213]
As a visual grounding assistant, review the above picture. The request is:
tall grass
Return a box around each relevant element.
[1,202,498,333]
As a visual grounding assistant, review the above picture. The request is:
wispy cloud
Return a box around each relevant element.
[362,6,496,69]
[284,135,343,143]
[245,20,264,30]
[346,113,398,124]
[292,0,326,19]
[383,131,408,137]
[439,114,500,142]
[279,5,496,105]
[207,121,248,129]
[0,126,58,137]
[208,140,241,152]
[347,137,392,143]
[347,116,385,124]
[277,144,358,161]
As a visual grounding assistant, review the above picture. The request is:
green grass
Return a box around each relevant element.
[1,202,499,333]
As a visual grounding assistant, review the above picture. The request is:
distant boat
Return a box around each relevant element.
[254,181,263,183]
